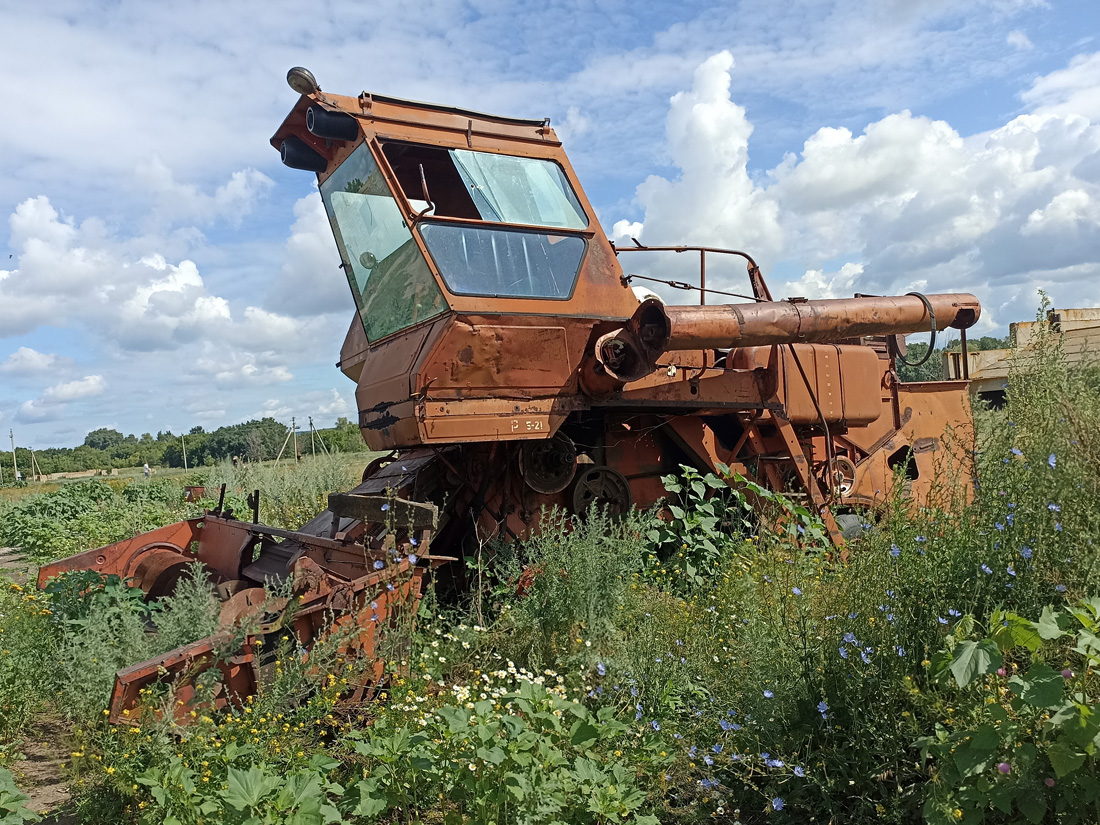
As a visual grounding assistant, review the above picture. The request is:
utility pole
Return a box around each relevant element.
[292,416,298,461]
[181,433,188,470]
[9,430,18,481]
[309,416,316,457]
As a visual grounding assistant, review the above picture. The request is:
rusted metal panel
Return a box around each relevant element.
[36,520,202,589]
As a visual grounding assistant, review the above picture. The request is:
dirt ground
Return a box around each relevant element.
[11,718,78,823]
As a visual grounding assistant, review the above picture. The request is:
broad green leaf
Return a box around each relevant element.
[1008,663,1063,709]
[569,719,599,749]
[987,784,1014,814]
[952,723,999,777]
[1035,606,1066,640]
[222,765,279,811]
[1017,793,1047,824]
[1046,738,1086,778]
[353,780,388,818]
[950,640,1002,687]
[992,613,1041,652]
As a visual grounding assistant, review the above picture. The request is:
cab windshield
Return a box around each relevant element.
[382,143,589,300]
[319,142,445,342]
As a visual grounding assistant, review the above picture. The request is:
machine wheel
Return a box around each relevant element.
[571,466,632,517]
[519,432,578,494]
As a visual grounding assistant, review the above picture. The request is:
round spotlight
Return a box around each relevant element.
[286,67,320,96]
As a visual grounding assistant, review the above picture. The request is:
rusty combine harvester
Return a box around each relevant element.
[38,67,982,720]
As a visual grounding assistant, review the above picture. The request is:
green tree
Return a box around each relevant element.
[83,428,124,451]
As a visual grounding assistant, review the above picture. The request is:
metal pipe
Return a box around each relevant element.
[661,293,980,351]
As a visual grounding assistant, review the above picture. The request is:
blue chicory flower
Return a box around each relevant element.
[597,662,606,677]
[373,560,384,570]
[1049,453,1057,469]
[763,689,774,699]
[981,563,993,574]
[772,797,785,811]
[792,587,802,595]
[890,545,901,558]
[794,766,806,777]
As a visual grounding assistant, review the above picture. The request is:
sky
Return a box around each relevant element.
[2,0,1099,449]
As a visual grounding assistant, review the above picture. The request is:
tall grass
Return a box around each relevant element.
[204,453,360,529]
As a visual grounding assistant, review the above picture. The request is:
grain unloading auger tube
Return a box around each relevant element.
[36,487,452,723]
[594,292,981,382]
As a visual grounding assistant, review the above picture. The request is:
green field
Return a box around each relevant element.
[0,334,1097,824]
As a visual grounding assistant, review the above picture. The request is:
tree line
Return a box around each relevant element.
[0,417,366,478]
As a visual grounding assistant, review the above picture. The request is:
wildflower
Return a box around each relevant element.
[938,617,948,625]
[948,608,961,617]
[703,755,714,766]
[772,797,785,811]
[688,745,697,757]
[712,743,723,754]
[597,662,606,677]
[794,765,805,777]
[817,700,828,719]
[763,690,774,699]
[408,553,419,564]
[896,646,906,657]
[792,587,802,595]
[1061,669,1074,679]
[1007,565,1016,577]
[839,647,849,659]
[1056,584,1067,592]
[997,762,1011,774]
[1055,522,1063,532]
[915,536,926,543]
[1010,447,1022,456]
[995,522,1004,532]
[981,564,993,574]
[860,649,872,664]
[843,632,857,644]
[700,778,717,789]
[890,545,901,558]
[1048,453,1057,469]
[719,718,734,731]
[848,611,858,619]
[1020,547,1032,560]
[373,560,384,570]
[1048,503,1061,512]
[1045,777,1055,787]
[381,502,390,511]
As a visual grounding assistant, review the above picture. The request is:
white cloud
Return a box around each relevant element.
[613,52,783,260]
[0,347,63,374]
[1021,51,1100,121]
[41,375,105,403]
[134,157,273,226]
[265,193,345,317]
[1007,29,1033,50]
[619,51,1100,329]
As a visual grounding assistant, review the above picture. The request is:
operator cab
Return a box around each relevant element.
[317,140,591,343]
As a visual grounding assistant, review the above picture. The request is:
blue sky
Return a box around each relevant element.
[2,0,1099,449]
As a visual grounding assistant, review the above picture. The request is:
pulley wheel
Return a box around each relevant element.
[829,456,857,496]
[519,432,578,494]
[571,465,633,516]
